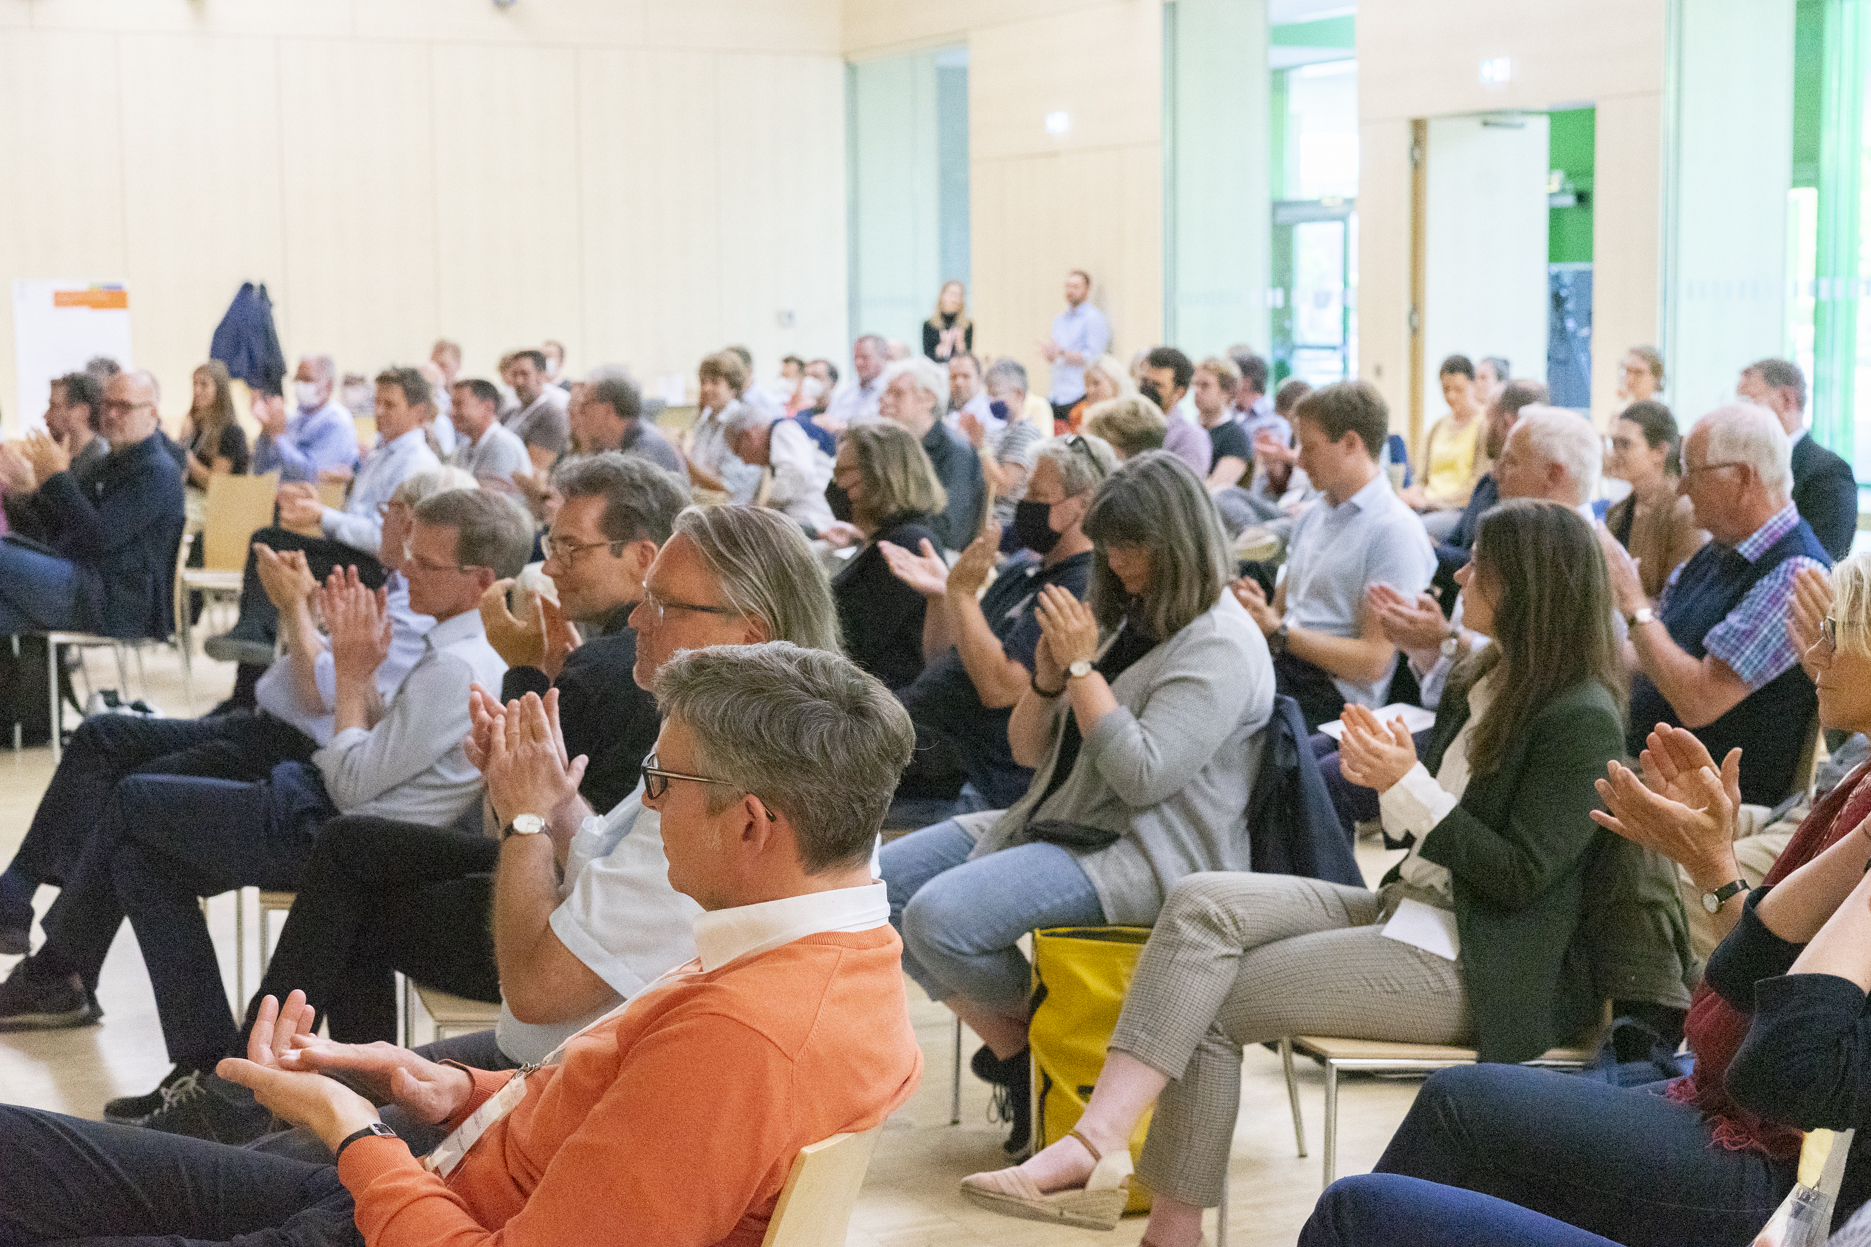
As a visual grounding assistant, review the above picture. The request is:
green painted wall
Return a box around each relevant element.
[1793,0,1824,189]
[1548,107,1595,265]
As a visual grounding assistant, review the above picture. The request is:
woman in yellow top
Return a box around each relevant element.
[1603,399,1707,599]
[1400,355,1486,540]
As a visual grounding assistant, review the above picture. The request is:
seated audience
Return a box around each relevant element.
[685,350,760,502]
[0,369,184,640]
[821,423,946,690]
[1740,356,1856,561]
[724,403,835,534]
[253,354,358,482]
[724,344,785,422]
[0,371,108,542]
[884,434,1114,813]
[178,360,250,494]
[1604,399,1707,597]
[1085,395,1168,461]
[447,378,531,488]
[574,366,684,477]
[1229,349,1278,435]
[1233,381,1435,730]
[0,491,525,1108]
[963,502,1681,1246]
[1400,355,1487,540]
[882,451,1274,1152]
[0,642,923,1247]
[1606,403,1829,806]
[1062,353,1136,433]
[1137,346,1214,477]
[1192,355,1251,490]
[878,355,987,551]
[1474,354,1509,406]
[206,366,441,686]
[0,469,460,959]
[947,350,995,428]
[961,358,1045,530]
[821,332,888,432]
[1243,377,1310,504]
[1338,561,1871,1244]
[791,357,840,453]
[1435,378,1549,554]
[499,348,570,482]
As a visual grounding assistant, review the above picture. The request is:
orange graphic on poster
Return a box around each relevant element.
[52,286,129,310]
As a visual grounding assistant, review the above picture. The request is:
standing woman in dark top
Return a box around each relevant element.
[924,280,974,363]
[180,360,250,491]
[824,421,948,690]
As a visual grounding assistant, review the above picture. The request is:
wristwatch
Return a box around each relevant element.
[1438,628,1462,659]
[1627,606,1656,629]
[335,1121,398,1161]
[1269,622,1291,656]
[1067,659,1093,680]
[502,814,547,841]
[1701,879,1749,914]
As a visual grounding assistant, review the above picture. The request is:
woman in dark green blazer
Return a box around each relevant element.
[960,501,1690,1246]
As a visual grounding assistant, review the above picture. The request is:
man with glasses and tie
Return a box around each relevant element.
[1601,403,1832,806]
[0,490,527,1138]
[0,368,184,638]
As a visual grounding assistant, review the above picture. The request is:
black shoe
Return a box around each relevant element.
[0,960,102,1031]
[136,1070,273,1145]
[992,1053,1032,1156]
[104,1065,203,1125]
[971,1043,1027,1087]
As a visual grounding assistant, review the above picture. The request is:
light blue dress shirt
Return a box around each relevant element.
[253,401,358,483]
[1282,471,1436,707]
[252,572,435,746]
[319,427,441,556]
[1048,302,1112,403]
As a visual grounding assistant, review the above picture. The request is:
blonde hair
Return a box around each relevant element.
[843,421,947,527]
[1083,396,1166,460]
[1195,356,1241,394]
[1830,552,1871,659]
[1084,354,1137,401]
[928,280,971,334]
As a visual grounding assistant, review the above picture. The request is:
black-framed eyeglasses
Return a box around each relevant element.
[1681,461,1745,480]
[641,752,737,800]
[638,584,744,628]
[543,535,624,562]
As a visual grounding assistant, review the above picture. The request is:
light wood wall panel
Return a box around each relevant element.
[1591,93,1664,421]
[1357,119,1414,426]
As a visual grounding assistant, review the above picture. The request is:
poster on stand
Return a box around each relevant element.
[10,280,134,436]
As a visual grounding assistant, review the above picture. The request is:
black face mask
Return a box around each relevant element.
[825,481,854,524]
[1013,499,1061,555]
[1138,379,1165,407]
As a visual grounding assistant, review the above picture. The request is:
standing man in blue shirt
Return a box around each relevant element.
[252,355,357,483]
[1039,269,1112,428]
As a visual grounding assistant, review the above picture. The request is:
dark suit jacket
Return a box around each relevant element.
[37,435,186,639]
[1792,432,1857,561]
[501,603,657,816]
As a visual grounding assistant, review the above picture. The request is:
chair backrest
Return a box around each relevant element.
[202,471,281,570]
[1790,714,1824,804]
[758,1127,882,1247]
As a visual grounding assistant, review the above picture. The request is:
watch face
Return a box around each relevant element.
[510,814,546,836]
[1702,892,1720,913]
[1068,660,1092,678]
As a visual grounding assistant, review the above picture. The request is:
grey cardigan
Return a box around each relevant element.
[955,591,1275,925]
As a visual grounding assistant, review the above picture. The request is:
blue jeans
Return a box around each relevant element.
[1301,1174,1621,1247]
[0,539,82,633]
[0,1104,361,1246]
[881,818,1105,1013]
[1376,1065,1796,1247]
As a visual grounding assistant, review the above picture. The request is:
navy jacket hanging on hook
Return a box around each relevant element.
[209,281,287,395]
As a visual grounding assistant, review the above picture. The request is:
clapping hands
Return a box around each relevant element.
[1338,704,1418,793]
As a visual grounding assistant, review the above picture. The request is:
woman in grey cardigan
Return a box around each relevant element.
[879,450,1276,1152]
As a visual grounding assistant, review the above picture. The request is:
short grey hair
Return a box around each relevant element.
[652,642,914,872]
[553,452,690,545]
[721,401,775,439]
[585,366,642,425]
[884,356,949,413]
[391,465,477,507]
[673,506,843,654]
[1512,406,1601,504]
[302,354,336,384]
[985,358,1029,394]
[413,488,534,578]
[1033,434,1117,498]
[1696,403,1792,499]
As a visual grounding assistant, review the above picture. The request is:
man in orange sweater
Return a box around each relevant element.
[0,643,923,1247]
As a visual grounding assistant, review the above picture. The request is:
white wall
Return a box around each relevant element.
[1421,114,1550,424]
[847,51,943,344]
[0,0,848,431]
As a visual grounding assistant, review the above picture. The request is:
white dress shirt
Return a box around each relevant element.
[253,573,434,746]
[824,377,883,427]
[319,427,441,556]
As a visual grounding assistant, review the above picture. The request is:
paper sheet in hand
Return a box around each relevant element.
[1380,897,1461,960]
[1317,702,1437,741]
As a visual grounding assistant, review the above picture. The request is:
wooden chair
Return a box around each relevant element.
[403,980,503,1049]
[759,1127,883,1247]
[1278,1033,1598,1187]
[177,472,280,686]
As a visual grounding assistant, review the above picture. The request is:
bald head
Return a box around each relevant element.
[101,370,162,449]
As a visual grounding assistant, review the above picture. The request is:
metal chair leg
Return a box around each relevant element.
[950,1015,962,1125]
[112,642,131,694]
[1322,1060,1340,1187]
[235,888,247,1009]
[403,975,416,1049]
[1281,1036,1308,1157]
[1217,1169,1229,1247]
[46,642,61,765]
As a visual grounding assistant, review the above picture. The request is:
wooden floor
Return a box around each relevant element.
[0,639,1421,1246]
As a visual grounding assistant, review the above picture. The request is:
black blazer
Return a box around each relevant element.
[1792,432,1857,561]
[833,512,939,691]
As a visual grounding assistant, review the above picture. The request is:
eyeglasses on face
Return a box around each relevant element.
[638,584,743,628]
[100,400,153,416]
[401,541,489,576]
[641,753,737,801]
[543,535,623,562]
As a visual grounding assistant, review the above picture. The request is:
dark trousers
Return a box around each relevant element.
[1375,1065,1796,1247]
[245,816,500,1047]
[4,710,317,896]
[1310,727,1436,832]
[36,762,339,1069]
[1301,1174,1621,1247]
[227,526,386,647]
[1274,650,1350,733]
[0,1103,362,1247]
